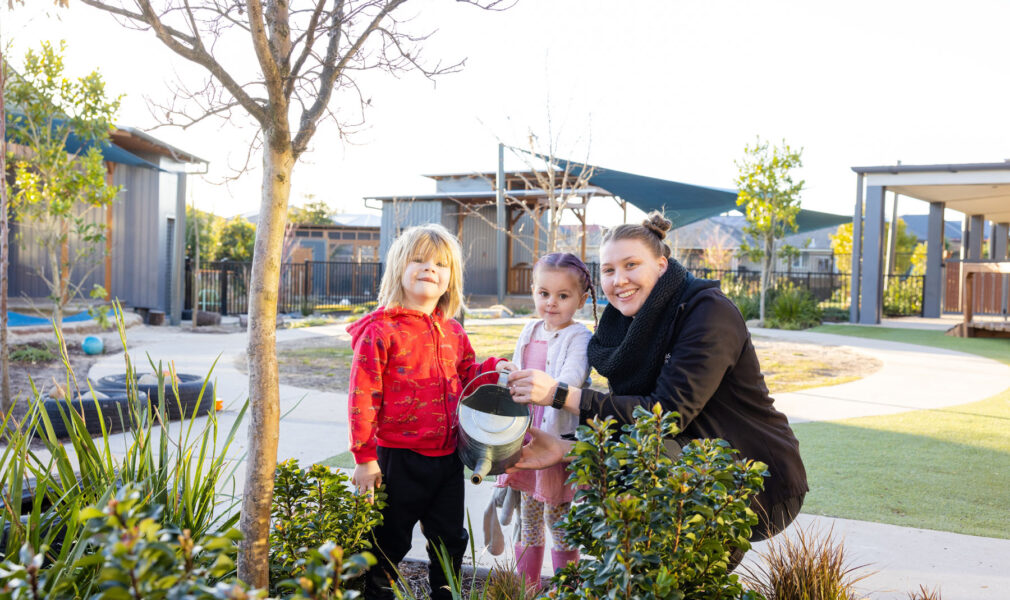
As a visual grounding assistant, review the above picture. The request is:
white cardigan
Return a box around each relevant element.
[511,319,592,437]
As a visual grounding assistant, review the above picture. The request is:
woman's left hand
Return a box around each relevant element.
[507,369,558,406]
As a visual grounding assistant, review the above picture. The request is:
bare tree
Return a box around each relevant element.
[77,0,507,586]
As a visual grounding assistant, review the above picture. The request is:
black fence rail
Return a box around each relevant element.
[585,263,924,317]
[185,260,382,316]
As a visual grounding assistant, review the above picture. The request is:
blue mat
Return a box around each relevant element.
[8,310,115,327]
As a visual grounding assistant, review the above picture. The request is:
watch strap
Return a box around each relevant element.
[551,381,569,410]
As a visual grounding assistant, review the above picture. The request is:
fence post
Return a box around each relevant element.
[220,263,229,316]
[303,260,311,312]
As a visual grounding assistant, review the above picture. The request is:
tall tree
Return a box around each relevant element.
[735,138,804,324]
[218,216,256,261]
[288,198,335,225]
[185,205,223,263]
[77,0,506,586]
[5,41,121,339]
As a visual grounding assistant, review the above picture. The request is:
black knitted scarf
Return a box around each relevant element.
[587,261,692,395]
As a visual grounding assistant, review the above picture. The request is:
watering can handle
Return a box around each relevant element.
[458,368,510,401]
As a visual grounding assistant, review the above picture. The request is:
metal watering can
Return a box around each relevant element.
[457,372,530,485]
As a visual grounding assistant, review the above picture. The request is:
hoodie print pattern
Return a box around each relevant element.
[347,306,502,464]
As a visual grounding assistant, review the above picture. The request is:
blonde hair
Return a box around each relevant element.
[378,223,465,318]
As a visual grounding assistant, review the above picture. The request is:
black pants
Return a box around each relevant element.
[363,447,468,600]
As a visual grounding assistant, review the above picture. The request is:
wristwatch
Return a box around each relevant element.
[551,381,569,410]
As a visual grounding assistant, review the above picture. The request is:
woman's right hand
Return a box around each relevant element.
[506,427,575,472]
[352,460,382,504]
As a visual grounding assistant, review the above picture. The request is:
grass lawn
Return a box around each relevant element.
[811,324,1010,364]
[795,324,1010,538]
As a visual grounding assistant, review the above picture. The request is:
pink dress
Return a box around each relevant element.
[497,336,576,505]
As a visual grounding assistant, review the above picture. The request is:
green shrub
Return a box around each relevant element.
[269,460,384,591]
[551,404,766,600]
[10,344,57,364]
[883,277,922,317]
[819,306,850,323]
[0,302,243,595]
[767,285,821,330]
[0,485,375,600]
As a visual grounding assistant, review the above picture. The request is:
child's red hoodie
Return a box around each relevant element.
[347,306,502,464]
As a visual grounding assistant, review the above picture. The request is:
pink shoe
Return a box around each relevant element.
[514,544,545,588]
[551,548,580,573]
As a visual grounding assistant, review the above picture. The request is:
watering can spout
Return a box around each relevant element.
[470,456,492,485]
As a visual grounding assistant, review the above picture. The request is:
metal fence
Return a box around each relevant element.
[185,260,382,316]
[585,263,924,317]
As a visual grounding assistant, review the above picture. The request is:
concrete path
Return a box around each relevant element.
[83,321,1010,600]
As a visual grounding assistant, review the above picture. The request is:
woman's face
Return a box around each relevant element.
[599,238,668,317]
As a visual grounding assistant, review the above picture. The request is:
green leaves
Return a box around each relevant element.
[268,459,384,594]
[551,405,767,600]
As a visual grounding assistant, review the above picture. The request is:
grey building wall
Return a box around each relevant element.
[379,200,443,263]
[9,193,109,301]
[108,162,164,310]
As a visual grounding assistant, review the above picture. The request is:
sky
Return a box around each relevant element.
[3,0,1010,226]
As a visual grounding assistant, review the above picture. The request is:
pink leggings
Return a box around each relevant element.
[520,492,574,550]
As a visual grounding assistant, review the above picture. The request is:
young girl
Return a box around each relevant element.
[348,224,507,600]
[497,252,597,586]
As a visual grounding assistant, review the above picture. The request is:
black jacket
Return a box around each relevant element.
[581,284,809,507]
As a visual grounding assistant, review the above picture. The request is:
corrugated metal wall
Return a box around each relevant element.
[379,200,443,261]
[9,200,108,301]
[378,199,546,297]
[108,164,166,310]
[452,202,544,296]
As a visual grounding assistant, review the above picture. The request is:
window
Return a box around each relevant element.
[330,243,354,260]
[341,231,356,239]
[310,230,323,237]
[791,254,808,269]
[358,245,377,262]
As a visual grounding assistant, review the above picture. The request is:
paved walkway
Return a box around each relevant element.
[84,321,1010,600]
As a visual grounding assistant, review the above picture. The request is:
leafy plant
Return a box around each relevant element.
[739,525,872,600]
[269,460,385,590]
[767,285,821,330]
[551,404,766,600]
[883,277,922,317]
[0,485,376,600]
[85,285,112,330]
[10,344,57,364]
[0,302,243,595]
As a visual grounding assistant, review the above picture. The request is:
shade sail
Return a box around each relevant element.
[528,151,850,234]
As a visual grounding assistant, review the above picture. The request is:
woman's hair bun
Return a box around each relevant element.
[642,211,672,238]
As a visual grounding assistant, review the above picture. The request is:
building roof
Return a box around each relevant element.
[896,215,964,242]
[851,161,1010,223]
[670,214,839,251]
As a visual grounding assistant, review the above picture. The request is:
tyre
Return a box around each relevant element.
[41,391,146,438]
[93,373,214,420]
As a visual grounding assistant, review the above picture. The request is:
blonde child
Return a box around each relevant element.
[497,252,597,586]
[348,224,508,600]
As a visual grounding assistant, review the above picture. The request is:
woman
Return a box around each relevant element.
[506,212,808,546]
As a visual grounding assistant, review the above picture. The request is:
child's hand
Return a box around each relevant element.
[352,460,382,504]
[495,360,518,373]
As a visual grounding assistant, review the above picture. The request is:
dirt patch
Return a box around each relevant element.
[7,346,102,420]
[235,334,354,392]
[751,336,882,394]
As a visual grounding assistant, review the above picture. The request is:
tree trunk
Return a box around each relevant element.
[237,135,294,588]
[760,235,774,323]
[0,52,11,414]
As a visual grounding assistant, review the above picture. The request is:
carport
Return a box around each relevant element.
[850,162,1010,327]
